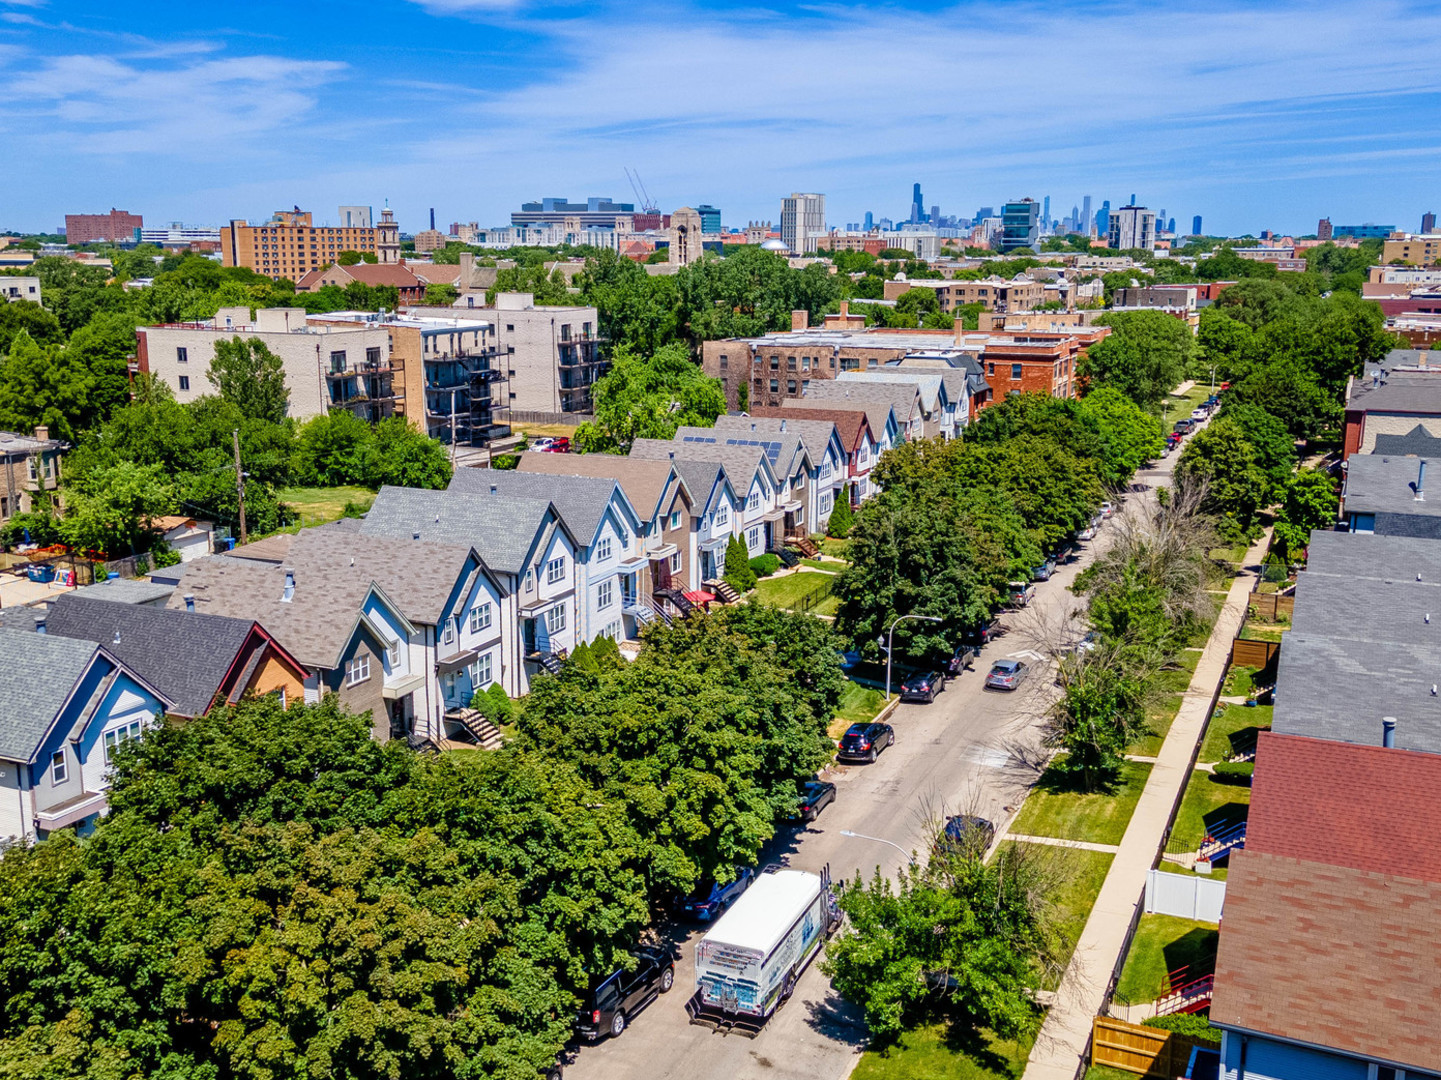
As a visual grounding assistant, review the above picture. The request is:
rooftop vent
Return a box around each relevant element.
[282,568,295,603]
[113,630,121,646]
[184,593,195,613]
[1384,716,1397,747]
[34,615,46,635]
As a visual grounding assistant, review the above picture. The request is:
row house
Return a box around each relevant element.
[631,440,786,560]
[749,406,880,504]
[658,458,744,585]
[449,469,652,640]
[802,380,916,447]
[0,628,172,845]
[672,426,817,544]
[837,369,962,440]
[712,414,848,530]
[360,487,580,694]
[513,454,699,607]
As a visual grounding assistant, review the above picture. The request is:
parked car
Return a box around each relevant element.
[1099,501,1115,518]
[1007,581,1037,607]
[1204,394,1220,408]
[796,779,836,822]
[577,947,676,1040]
[1191,407,1209,422]
[838,721,894,762]
[985,658,1029,691]
[948,643,978,675]
[934,814,996,857]
[1060,631,1098,659]
[1173,418,1196,435]
[1077,524,1098,541]
[1032,557,1057,581]
[961,621,999,647]
[679,867,756,921]
[900,669,947,703]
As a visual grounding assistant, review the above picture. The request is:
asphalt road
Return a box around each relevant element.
[566,447,1183,1080]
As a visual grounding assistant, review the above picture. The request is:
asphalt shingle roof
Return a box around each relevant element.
[673,425,810,479]
[713,414,840,470]
[629,438,775,491]
[361,486,556,576]
[1371,423,1441,457]
[0,629,99,761]
[448,468,628,546]
[72,577,176,606]
[1347,372,1441,415]
[837,369,944,414]
[37,595,254,718]
[513,453,683,522]
[785,390,896,440]
[755,405,873,453]
[1304,529,1441,584]
[1343,453,1441,530]
[804,379,918,424]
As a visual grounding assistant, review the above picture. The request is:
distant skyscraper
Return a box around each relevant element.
[695,204,722,233]
[910,183,924,225]
[976,206,994,222]
[781,192,825,253]
[1192,215,1203,236]
[1167,217,1176,234]
[1424,211,1437,234]
[1043,195,1051,227]
[864,210,874,231]
[1096,200,1111,236]
[1081,196,1093,238]
[930,205,940,225]
[429,207,435,231]
[1000,198,1041,252]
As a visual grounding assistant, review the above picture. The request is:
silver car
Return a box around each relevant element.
[985,659,1029,691]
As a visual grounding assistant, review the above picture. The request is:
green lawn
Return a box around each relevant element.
[753,570,839,615]
[1168,768,1251,855]
[1199,704,1271,764]
[1116,913,1219,1005]
[833,680,889,738]
[1222,664,1261,698]
[819,536,852,559]
[801,558,842,573]
[277,486,376,527]
[1085,1067,1139,1080]
[1009,759,1152,847]
[1153,650,1202,694]
[1130,696,1180,757]
[1239,625,1285,643]
[1042,846,1114,985]
[853,1023,1035,1080]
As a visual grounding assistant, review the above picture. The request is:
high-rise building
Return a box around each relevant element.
[1042,196,1051,228]
[781,193,826,254]
[221,208,378,280]
[1192,215,1203,236]
[1000,199,1041,252]
[1167,218,1176,234]
[930,205,940,226]
[1318,217,1333,241]
[1107,204,1157,250]
[1081,196,1093,238]
[511,196,635,228]
[1423,211,1437,235]
[975,206,995,222]
[338,206,373,229]
[695,205,722,233]
[910,183,925,225]
[1096,200,1111,236]
[64,209,143,244]
[863,210,874,231]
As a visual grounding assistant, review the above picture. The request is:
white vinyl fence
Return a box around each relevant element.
[1145,869,1225,922]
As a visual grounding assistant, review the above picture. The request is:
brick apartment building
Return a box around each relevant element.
[882,275,1046,313]
[64,209,143,244]
[701,314,1101,411]
[222,208,386,281]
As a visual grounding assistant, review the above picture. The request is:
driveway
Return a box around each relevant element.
[567,446,1184,1080]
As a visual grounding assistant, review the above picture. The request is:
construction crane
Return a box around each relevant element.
[624,167,660,215]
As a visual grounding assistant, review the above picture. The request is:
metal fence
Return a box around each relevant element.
[510,410,593,426]
[792,574,834,614]
[1145,868,1226,922]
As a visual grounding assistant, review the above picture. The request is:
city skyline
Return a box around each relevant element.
[2,0,1441,235]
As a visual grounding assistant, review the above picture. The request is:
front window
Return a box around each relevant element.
[746,526,761,550]
[548,603,567,633]
[595,537,612,562]
[176,346,188,363]
[50,749,67,784]
[670,511,681,529]
[715,503,729,527]
[443,618,455,644]
[469,603,492,633]
[546,556,565,584]
[670,552,681,572]
[1011,363,1023,380]
[345,655,371,686]
[102,720,142,761]
[178,375,190,391]
[597,579,614,609]
[747,490,761,512]
[469,654,493,690]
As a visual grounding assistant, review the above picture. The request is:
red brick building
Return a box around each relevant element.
[64,209,143,244]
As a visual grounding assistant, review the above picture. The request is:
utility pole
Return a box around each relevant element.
[232,429,248,547]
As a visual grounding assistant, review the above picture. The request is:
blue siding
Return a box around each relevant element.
[1222,1033,1368,1080]
[76,672,166,761]
[34,654,112,767]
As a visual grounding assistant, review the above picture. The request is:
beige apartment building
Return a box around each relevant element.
[1382,233,1441,266]
[222,207,393,280]
[136,308,393,421]
[882,275,1046,313]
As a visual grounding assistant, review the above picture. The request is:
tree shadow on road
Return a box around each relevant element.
[799,988,869,1050]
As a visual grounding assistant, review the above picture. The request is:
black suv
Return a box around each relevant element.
[899,669,946,703]
[934,814,996,858]
[577,947,675,1040]
[838,722,894,762]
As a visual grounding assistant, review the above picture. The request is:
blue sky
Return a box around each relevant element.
[3,0,1440,236]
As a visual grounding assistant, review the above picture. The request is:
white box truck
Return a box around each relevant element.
[685,866,839,1034]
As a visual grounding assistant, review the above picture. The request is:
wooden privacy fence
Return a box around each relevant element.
[1230,638,1280,669]
[1248,592,1294,620]
[1091,1016,1209,1077]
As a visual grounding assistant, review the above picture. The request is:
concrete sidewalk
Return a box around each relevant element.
[1022,530,1270,1080]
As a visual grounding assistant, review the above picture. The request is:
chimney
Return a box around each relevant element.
[791,309,809,332]
[282,567,295,602]
[1383,716,1397,748]
[839,301,850,318]
[34,615,46,635]
[33,425,48,442]
[1417,459,1428,501]
[954,317,965,345]
[183,593,195,613]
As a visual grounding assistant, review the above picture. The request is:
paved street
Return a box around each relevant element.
[567,448,1183,1080]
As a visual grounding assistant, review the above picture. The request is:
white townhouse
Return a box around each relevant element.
[709,415,846,533]
[361,486,581,694]
[630,439,788,559]
[672,425,816,544]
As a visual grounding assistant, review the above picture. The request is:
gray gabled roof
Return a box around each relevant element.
[837,369,946,414]
[791,386,898,438]
[1372,424,1441,458]
[361,485,562,576]
[629,438,778,493]
[448,469,637,547]
[513,453,688,524]
[714,414,843,470]
[1304,530,1441,584]
[806,379,918,423]
[1348,374,1441,415]
[0,629,101,762]
[72,577,176,606]
[673,425,812,480]
[37,595,255,719]
[1343,454,1441,518]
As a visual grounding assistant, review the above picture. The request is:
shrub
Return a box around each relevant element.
[1211,761,1254,785]
[1143,1011,1221,1046]
[749,553,781,578]
[150,541,182,569]
[826,486,855,538]
[724,534,757,591]
[470,682,516,725]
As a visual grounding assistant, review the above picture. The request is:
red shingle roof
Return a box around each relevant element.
[1210,850,1441,1070]
[748,405,872,454]
[1248,731,1441,882]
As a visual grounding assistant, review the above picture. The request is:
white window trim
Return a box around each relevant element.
[468,603,492,634]
[50,749,67,785]
[546,556,565,585]
[548,603,567,633]
[345,655,371,686]
[595,536,612,562]
[597,580,614,610]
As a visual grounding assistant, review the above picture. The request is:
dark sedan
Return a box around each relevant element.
[934,814,996,858]
[678,866,756,920]
[796,780,836,822]
[838,722,894,763]
[899,669,946,703]
[984,659,1029,691]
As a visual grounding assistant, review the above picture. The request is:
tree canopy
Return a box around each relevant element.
[573,342,726,452]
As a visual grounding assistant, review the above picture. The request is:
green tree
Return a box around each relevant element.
[0,330,95,440]
[1077,386,1167,484]
[1046,655,1148,790]
[574,342,726,452]
[826,485,855,537]
[0,298,63,353]
[64,311,144,428]
[292,410,371,486]
[207,336,290,423]
[423,283,458,306]
[1273,468,1339,560]
[1221,401,1296,498]
[59,459,177,555]
[363,417,452,489]
[1083,311,1196,410]
[724,533,757,592]
[1175,419,1267,538]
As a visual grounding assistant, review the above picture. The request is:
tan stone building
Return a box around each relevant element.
[1382,233,1441,266]
[668,207,704,267]
[222,208,377,280]
[0,426,63,525]
[882,275,1046,313]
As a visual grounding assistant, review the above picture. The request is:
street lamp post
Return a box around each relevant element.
[840,829,917,867]
[884,613,943,700]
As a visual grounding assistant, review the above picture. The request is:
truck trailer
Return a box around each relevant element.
[685,865,839,1035]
